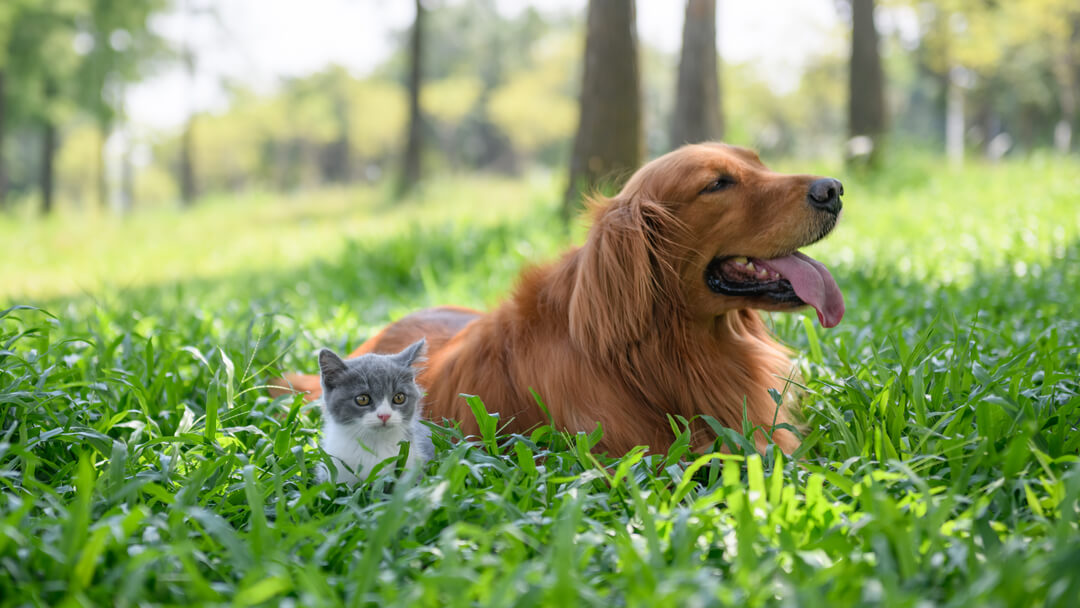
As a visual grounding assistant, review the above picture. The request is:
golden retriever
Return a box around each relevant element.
[273,143,844,455]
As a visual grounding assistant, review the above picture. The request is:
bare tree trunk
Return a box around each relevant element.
[946,67,966,166]
[847,0,886,165]
[1073,13,1080,152]
[121,133,135,213]
[180,33,197,206]
[96,121,109,210]
[41,120,57,215]
[0,70,7,208]
[332,92,351,183]
[180,117,196,205]
[563,0,642,219]
[1053,11,1080,154]
[671,0,722,148]
[398,0,424,197]
[177,0,196,205]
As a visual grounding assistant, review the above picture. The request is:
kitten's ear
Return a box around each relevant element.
[394,338,427,368]
[318,349,348,388]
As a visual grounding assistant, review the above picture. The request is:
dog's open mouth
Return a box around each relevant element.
[706,252,845,327]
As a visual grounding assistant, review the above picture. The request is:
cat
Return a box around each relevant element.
[317,339,434,485]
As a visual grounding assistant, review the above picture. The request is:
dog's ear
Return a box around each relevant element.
[569,194,679,354]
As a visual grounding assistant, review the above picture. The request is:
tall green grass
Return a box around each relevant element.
[1,157,1079,606]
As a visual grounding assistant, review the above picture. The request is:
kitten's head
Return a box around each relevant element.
[318,339,426,429]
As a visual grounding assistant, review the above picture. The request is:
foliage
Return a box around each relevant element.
[723,57,847,158]
[487,33,580,160]
[190,106,264,192]
[422,76,484,125]
[885,0,1080,149]
[10,1,1078,209]
[2,0,82,125]
[72,0,171,126]
[55,124,101,206]
[0,0,169,212]
[1,158,1078,605]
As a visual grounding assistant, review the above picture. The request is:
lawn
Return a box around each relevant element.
[1,155,1079,606]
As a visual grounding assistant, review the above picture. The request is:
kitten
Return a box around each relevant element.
[317,339,434,485]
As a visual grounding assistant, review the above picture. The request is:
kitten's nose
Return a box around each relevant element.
[377,413,391,423]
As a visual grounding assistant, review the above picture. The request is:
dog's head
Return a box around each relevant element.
[570,143,845,352]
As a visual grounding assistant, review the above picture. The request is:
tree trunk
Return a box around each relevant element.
[398,0,424,197]
[671,0,722,149]
[332,92,351,182]
[96,121,109,210]
[1073,12,1080,152]
[1051,41,1075,154]
[847,0,886,165]
[1054,10,1080,154]
[563,0,642,219]
[41,120,56,215]
[121,134,134,213]
[0,70,6,208]
[946,67,965,166]
[180,117,196,205]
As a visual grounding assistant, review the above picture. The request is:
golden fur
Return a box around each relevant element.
[273,143,842,455]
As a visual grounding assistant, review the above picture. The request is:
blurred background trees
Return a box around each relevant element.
[0,0,1077,215]
[0,0,167,213]
[562,0,641,218]
[671,0,723,150]
[847,0,886,166]
[398,0,425,197]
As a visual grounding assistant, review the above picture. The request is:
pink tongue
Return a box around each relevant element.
[756,252,845,328]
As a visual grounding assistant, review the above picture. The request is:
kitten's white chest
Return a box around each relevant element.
[322,419,415,485]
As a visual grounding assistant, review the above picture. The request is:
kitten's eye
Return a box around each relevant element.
[392,392,406,405]
[355,394,371,406]
[700,175,736,194]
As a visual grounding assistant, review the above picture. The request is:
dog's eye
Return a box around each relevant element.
[701,176,736,194]
[355,394,371,406]
[392,392,406,405]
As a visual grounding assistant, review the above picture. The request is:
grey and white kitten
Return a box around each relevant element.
[318,339,433,485]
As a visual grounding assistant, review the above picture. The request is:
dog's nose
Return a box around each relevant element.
[807,178,843,214]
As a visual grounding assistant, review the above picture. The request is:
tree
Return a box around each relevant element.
[0,0,168,213]
[4,2,79,215]
[847,0,886,165]
[176,0,223,206]
[563,0,642,219]
[400,1,552,173]
[0,70,7,207]
[398,0,425,196]
[671,0,722,149]
[179,111,196,204]
[179,5,197,206]
[897,0,1080,157]
[74,0,170,210]
[0,0,23,209]
[0,0,28,208]
[1051,9,1080,152]
[40,80,57,214]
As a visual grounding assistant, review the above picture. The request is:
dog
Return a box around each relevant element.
[273,143,844,455]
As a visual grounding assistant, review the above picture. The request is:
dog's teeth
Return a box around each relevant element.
[745,262,756,271]
[758,269,769,278]
[733,256,748,265]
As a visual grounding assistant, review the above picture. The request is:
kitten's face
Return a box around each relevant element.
[318,340,425,430]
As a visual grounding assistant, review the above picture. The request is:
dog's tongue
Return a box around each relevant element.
[756,252,845,328]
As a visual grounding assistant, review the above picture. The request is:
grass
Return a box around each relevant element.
[1,155,1079,606]
[0,173,561,301]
